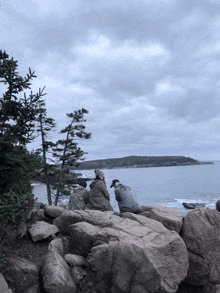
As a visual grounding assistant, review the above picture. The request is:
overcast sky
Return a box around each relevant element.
[1,0,220,162]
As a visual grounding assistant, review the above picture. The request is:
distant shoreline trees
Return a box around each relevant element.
[77,155,203,170]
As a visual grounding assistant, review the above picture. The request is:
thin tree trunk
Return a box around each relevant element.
[54,163,64,206]
[54,126,71,205]
[40,117,52,205]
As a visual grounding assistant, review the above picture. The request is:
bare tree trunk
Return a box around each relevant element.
[40,118,52,205]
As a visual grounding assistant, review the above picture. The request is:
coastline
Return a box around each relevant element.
[77,161,214,170]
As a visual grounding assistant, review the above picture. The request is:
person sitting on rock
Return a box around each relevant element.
[110,179,140,213]
[94,169,107,186]
[68,179,89,210]
[86,171,113,211]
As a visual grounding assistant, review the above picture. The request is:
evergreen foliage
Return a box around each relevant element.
[52,109,91,205]
[0,50,42,226]
[0,50,92,217]
[0,51,92,273]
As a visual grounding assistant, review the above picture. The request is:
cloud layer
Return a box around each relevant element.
[1,0,220,161]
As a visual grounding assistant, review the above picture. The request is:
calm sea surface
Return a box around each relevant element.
[32,162,220,216]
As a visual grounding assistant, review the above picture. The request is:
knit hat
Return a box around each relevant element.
[97,171,104,176]
[110,179,120,188]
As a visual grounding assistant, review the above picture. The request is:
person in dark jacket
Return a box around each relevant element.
[110,179,140,213]
[86,171,113,211]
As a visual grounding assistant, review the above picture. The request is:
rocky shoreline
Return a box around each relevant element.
[1,205,220,293]
[31,168,93,185]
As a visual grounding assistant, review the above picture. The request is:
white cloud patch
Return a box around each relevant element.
[155,80,185,96]
[76,34,168,60]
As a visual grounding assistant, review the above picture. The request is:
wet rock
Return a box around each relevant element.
[216,199,220,212]
[182,202,206,209]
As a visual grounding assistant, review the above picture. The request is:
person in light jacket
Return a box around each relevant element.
[110,179,140,213]
[86,171,113,211]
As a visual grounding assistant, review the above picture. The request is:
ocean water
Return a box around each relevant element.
[32,162,220,216]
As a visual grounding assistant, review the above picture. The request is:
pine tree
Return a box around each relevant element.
[0,50,43,225]
[52,109,91,205]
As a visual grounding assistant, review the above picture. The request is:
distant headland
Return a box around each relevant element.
[75,155,213,170]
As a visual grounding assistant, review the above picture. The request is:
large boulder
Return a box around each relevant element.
[68,211,188,293]
[64,254,86,266]
[29,221,59,242]
[86,240,184,293]
[44,205,66,218]
[48,238,64,256]
[3,257,39,293]
[137,205,183,233]
[41,250,76,293]
[181,208,220,289]
[70,222,100,255]
[53,210,115,234]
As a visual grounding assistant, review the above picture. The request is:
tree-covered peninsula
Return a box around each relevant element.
[77,155,212,170]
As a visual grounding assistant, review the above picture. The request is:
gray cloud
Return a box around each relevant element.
[1,0,220,161]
